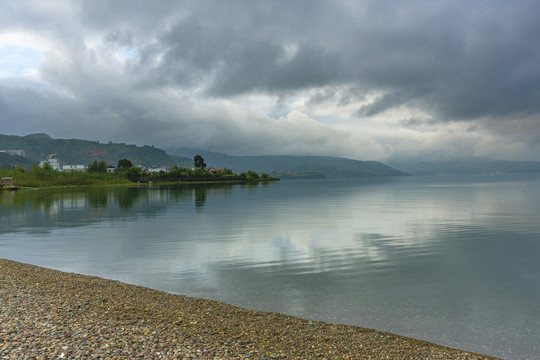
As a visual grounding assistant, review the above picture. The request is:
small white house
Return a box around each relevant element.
[62,165,87,173]
[147,167,169,173]
[2,177,13,188]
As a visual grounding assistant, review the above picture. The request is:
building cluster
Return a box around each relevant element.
[38,153,89,172]
[4,151,222,175]
[37,154,174,174]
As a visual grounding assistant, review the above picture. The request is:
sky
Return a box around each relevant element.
[1,0,540,162]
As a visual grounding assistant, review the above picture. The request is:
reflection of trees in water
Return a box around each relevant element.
[87,187,147,210]
[87,188,108,209]
[194,184,240,208]
[165,183,236,209]
[17,190,58,212]
[2,183,240,216]
[194,186,207,207]
[117,187,145,209]
[167,186,196,202]
[1,191,15,206]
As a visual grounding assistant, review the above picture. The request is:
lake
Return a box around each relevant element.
[1,175,539,359]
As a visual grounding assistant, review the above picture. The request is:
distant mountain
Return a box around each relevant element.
[0,133,178,167]
[166,148,405,178]
[389,159,540,175]
[168,155,193,168]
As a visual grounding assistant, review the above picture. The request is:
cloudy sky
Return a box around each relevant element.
[1,0,539,162]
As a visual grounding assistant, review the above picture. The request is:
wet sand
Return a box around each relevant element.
[0,259,500,359]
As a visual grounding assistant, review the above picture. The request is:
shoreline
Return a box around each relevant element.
[1,178,279,191]
[1,259,500,359]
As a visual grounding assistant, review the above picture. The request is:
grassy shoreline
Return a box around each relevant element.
[1,177,278,191]
[0,259,500,359]
[1,165,279,190]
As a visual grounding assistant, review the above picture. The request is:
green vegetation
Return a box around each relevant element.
[88,160,107,173]
[1,156,277,189]
[0,165,130,188]
[0,152,34,170]
[117,159,133,169]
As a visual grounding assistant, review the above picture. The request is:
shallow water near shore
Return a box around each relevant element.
[1,175,539,359]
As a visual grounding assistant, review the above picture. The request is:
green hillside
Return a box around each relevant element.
[0,153,35,170]
[0,134,179,168]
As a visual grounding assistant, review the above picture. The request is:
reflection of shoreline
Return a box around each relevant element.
[0,188,168,233]
[1,190,15,205]
[0,184,243,233]
[0,259,500,360]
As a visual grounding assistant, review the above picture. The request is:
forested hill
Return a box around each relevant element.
[0,152,35,169]
[0,133,179,168]
[166,148,405,178]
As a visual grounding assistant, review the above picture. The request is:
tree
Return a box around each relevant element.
[88,160,107,173]
[240,170,260,182]
[97,160,107,173]
[193,155,206,169]
[88,160,97,173]
[118,159,133,169]
[125,166,142,181]
[42,162,54,173]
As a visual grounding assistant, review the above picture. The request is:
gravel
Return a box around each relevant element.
[1,259,500,359]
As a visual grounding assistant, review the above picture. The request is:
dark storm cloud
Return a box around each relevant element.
[126,12,341,95]
[102,0,540,121]
[342,1,540,120]
[355,93,409,117]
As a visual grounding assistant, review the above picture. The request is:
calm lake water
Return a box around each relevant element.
[1,175,539,359]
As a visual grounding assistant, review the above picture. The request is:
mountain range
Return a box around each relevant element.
[388,159,540,175]
[2,133,539,178]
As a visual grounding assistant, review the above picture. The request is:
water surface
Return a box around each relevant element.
[1,175,539,359]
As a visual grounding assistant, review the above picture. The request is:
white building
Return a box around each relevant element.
[0,149,25,157]
[62,165,87,173]
[39,154,60,170]
[147,167,170,173]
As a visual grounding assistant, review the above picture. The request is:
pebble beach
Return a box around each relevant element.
[1,259,500,359]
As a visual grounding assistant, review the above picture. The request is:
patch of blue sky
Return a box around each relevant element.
[117,47,139,61]
[0,45,41,77]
